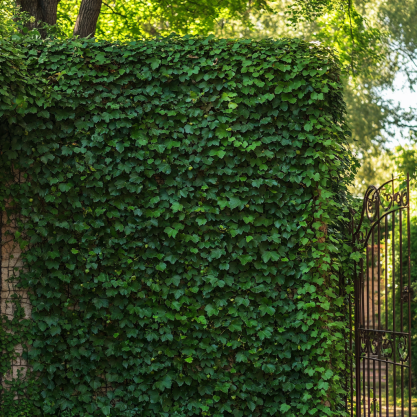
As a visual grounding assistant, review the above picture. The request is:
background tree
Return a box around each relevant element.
[15,0,272,38]
[16,0,60,30]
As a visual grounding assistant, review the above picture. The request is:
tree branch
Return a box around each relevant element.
[102,1,128,19]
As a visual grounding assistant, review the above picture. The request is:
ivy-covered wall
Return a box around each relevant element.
[0,38,38,417]
[0,35,356,417]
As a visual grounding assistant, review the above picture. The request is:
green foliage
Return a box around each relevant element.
[287,0,348,24]
[0,33,49,217]
[0,39,28,124]
[0,0,19,36]
[0,38,26,219]
[55,0,270,39]
[1,35,357,416]
[395,145,417,180]
[350,150,395,195]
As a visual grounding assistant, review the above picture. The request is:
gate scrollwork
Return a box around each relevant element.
[351,178,409,246]
[359,331,409,362]
[397,336,409,362]
[380,333,393,360]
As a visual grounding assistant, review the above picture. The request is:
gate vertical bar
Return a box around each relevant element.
[367,241,371,416]
[344,269,348,412]
[344,271,348,412]
[0,198,2,401]
[407,174,411,417]
[392,179,397,417]
[385,215,389,417]
[378,207,382,416]
[363,256,367,417]
[350,287,354,417]
[372,229,376,417]
[356,252,362,417]
[400,208,404,416]
[351,214,355,417]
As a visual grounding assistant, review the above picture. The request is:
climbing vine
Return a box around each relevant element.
[0,35,358,416]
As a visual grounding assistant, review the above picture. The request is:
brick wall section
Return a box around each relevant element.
[1,209,30,385]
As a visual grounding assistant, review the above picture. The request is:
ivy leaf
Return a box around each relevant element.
[171,202,183,212]
[350,252,362,262]
[91,380,101,389]
[243,215,254,224]
[262,251,279,262]
[93,298,109,309]
[58,183,72,192]
[228,197,243,209]
[321,301,330,310]
[259,305,276,316]
[258,328,272,340]
[236,352,248,362]
[210,248,224,259]
[238,255,253,265]
[156,262,167,271]
[100,406,111,416]
[126,329,138,338]
[116,143,125,153]
[205,304,218,317]
[50,326,61,336]
[196,217,207,226]
[228,321,242,332]
[164,227,178,238]
[154,375,172,391]
[38,322,47,332]
[147,57,161,69]
[171,301,181,311]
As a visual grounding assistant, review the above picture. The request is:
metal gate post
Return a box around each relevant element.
[354,258,361,417]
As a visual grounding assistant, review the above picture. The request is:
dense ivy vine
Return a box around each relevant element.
[1,35,357,416]
[0,38,38,417]
[0,39,26,124]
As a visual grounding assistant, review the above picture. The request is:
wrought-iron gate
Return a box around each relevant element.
[348,175,413,416]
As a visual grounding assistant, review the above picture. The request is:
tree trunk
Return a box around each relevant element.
[73,0,102,38]
[40,0,60,25]
[16,0,60,37]
[16,0,43,31]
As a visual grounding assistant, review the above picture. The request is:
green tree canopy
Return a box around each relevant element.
[57,0,271,39]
